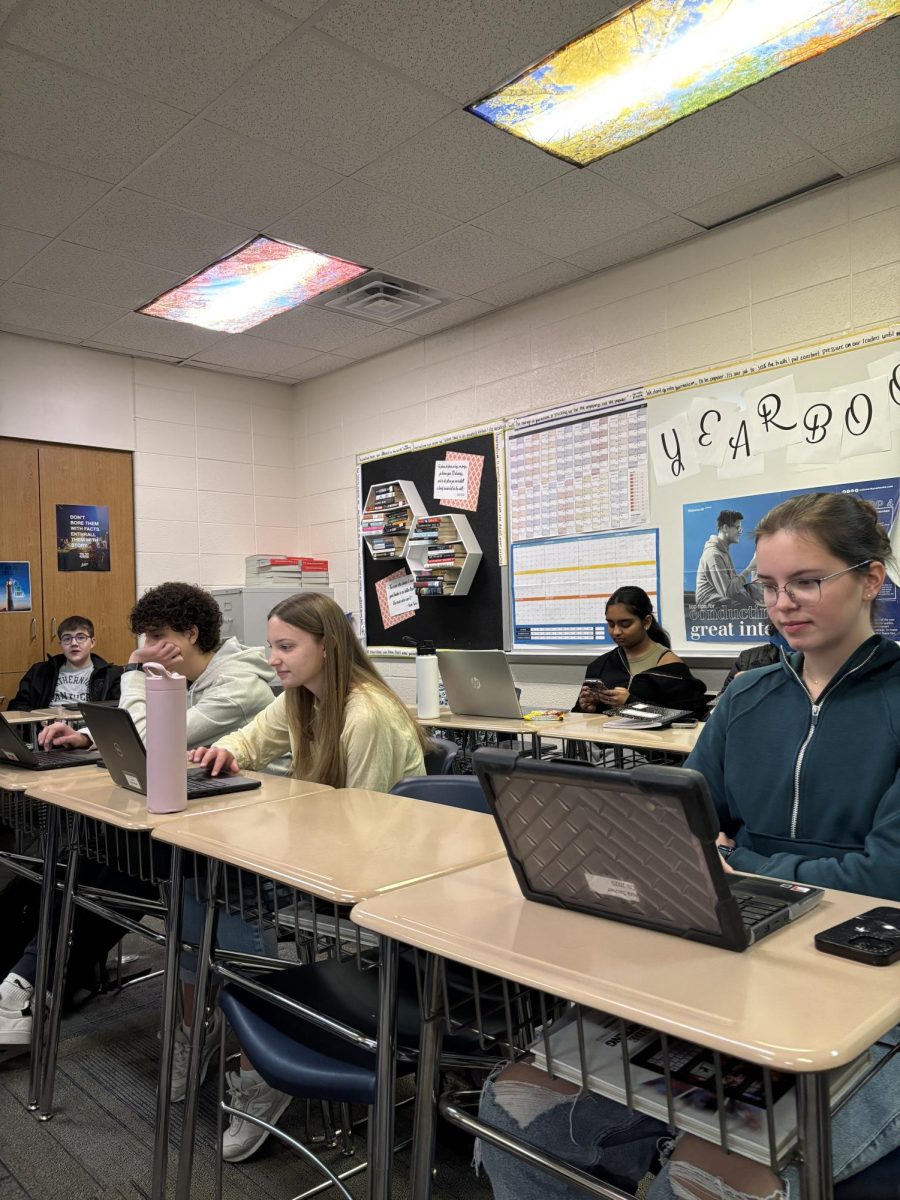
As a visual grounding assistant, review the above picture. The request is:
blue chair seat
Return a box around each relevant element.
[390,774,489,813]
[834,1145,900,1199]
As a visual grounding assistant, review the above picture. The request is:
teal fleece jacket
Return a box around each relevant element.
[686,635,900,901]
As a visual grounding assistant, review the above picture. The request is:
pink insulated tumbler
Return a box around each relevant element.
[144,662,187,814]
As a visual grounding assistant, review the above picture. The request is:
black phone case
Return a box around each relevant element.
[814,906,900,966]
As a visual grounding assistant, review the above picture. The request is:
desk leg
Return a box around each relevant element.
[151,846,183,1200]
[796,1072,833,1200]
[175,858,221,1200]
[369,935,400,1200]
[27,806,60,1111]
[531,733,541,759]
[409,953,444,1200]
[39,824,81,1119]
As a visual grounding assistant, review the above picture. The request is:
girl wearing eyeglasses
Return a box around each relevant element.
[478,491,899,1200]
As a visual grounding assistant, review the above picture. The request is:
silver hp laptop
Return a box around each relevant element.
[0,712,100,770]
[437,650,522,719]
[473,749,823,952]
[80,702,261,801]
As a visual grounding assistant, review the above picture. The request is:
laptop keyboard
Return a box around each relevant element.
[734,893,789,928]
[33,749,95,767]
[186,774,236,794]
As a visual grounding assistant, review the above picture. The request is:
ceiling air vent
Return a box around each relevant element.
[312,272,451,325]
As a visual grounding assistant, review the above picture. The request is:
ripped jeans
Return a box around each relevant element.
[478,1027,900,1200]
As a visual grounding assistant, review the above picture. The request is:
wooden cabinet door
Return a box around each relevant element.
[38,445,136,666]
[0,439,44,695]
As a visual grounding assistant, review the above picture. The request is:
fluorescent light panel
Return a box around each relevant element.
[139,236,369,333]
[468,1,900,166]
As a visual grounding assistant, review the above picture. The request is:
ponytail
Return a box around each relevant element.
[606,586,670,647]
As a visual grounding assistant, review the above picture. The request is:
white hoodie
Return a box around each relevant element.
[119,637,276,748]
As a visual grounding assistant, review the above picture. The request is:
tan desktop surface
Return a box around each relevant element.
[3,707,82,725]
[153,788,505,905]
[23,769,330,831]
[352,857,900,1072]
[0,762,101,793]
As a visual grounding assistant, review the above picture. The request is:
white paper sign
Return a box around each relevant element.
[742,373,801,452]
[833,378,892,459]
[688,396,742,467]
[786,393,842,465]
[649,413,700,485]
[385,574,419,618]
[866,351,900,430]
[716,408,764,478]
[434,459,469,501]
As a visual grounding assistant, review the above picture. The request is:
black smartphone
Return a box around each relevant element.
[814,906,900,966]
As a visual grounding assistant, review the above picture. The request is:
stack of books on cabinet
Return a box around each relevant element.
[360,480,426,559]
[245,556,330,589]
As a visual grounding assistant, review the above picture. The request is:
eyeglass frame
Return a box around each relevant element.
[760,560,873,607]
[59,632,93,645]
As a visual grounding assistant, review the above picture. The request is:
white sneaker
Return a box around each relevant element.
[0,974,34,1046]
[170,1012,222,1102]
[222,1069,292,1162]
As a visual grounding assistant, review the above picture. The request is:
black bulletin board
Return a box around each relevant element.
[359,429,504,650]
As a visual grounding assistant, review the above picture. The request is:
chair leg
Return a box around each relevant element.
[214,1031,230,1200]
[338,1102,354,1157]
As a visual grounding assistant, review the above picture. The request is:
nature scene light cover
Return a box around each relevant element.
[140,237,368,333]
[469,0,899,166]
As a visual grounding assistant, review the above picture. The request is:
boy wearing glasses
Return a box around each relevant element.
[7,615,122,710]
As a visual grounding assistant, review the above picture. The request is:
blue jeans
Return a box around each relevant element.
[478,1028,900,1200]
[178,879,277,982]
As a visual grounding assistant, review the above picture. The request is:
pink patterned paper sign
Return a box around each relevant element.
[375,568,417,628]
[440,450,484,512]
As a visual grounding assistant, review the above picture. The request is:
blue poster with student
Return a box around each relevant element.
[683,477,899,643]
[56,503,111,572]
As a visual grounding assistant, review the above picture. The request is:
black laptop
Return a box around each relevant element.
[80,702,261,801]
[473,749,823,952]
[0,712,101,770]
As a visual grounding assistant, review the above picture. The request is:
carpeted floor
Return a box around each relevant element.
[0,935,492,1200]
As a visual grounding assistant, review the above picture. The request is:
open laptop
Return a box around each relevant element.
[80,702,261,801]
[0,712,101,770]
[437,650,522,719]
[473,749,823,952]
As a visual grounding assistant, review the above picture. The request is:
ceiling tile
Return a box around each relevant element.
[679,160,841,230]
[567,216,703,272]
[354,110,572,222]
[473,259,588,307]
[248,303,376,350]
[189,335,320,373]
[395,296,493,335]
[87,312,227,357]
[7,0,296,113]
[315,0,619,103]
[205,30,454,175]
[0,48,189,182]
[0,152,110,236]
[473,170,671,259]
[12,241,183,308]
[744,19,900,154]
[380,225,552,296]
[338,326,417,359]
[0,226,51,279]
[0,282,126,338]
[277,353,354,380]
[127,121,343,229]
[592,95,814,214]
[266,177,454,265]
[64,190,253,274]
[822,122,900,176]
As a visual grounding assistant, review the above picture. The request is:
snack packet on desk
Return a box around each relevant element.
[523,709,566,722]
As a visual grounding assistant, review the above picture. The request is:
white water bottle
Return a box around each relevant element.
[415,640,440,720]
[144,662,187,814]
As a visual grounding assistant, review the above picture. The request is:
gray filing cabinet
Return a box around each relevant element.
[210,586,334,650]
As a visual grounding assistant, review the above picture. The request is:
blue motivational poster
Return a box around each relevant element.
[0,561,32,612]
[683,477,899,643]
[56,503,111,572]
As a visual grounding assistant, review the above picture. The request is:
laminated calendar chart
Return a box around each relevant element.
[512,528,660,648]
[507,392,649,544]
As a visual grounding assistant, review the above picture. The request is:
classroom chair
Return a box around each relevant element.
[834,1146,900,1200]
[423,736,459,774]
[389,773,489,812]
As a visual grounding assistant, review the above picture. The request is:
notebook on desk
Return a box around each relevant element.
[436,650,523,719]
[473,749,823,952]
[0,712,101,770]
[80,702,261,801]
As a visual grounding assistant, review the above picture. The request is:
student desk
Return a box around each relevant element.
[414,707,703,760]
[16,768,329,1200]
[151,788,507,1200]
[3,707,82,725]
[353,857,900,1200]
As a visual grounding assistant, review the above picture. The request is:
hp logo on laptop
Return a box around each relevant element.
[470,675,481,689]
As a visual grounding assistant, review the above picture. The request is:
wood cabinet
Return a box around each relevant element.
[0,438,136,707]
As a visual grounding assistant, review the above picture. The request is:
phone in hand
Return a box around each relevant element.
[814,906,900,965]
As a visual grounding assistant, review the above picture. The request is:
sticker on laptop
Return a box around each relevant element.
[123,772,141,789]
[586,873,640,904]
[2,750,16,761]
